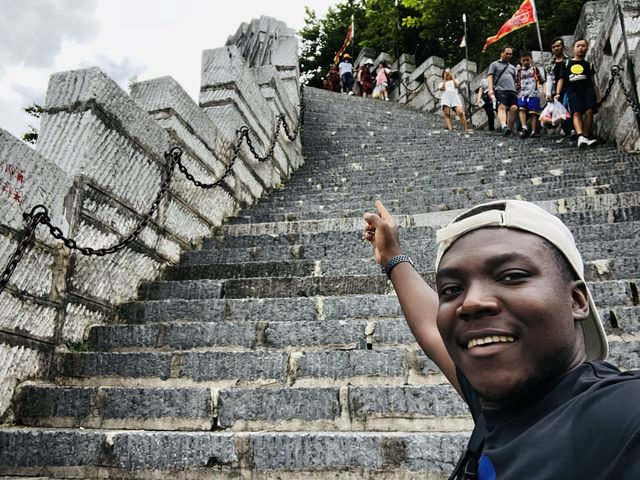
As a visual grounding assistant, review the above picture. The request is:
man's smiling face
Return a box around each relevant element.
[435,228,588,402]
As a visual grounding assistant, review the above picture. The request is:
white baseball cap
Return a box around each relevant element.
[435,199,608,361]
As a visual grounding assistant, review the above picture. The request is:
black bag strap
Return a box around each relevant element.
[492,63,510,89]
[448,370,488,480]
[448,414,487,480]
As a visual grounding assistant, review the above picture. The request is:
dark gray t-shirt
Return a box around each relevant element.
[488,60,517,93]
[457,361,640,479]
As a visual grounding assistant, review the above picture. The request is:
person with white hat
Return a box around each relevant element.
[338,53,354,95]
[357,58,374,98]
[363,199,640,479]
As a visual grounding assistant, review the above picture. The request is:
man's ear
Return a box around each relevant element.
[571,281,590,322]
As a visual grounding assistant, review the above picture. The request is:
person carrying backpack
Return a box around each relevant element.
[516,51,546,138]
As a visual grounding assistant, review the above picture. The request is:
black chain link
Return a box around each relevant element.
[0,206,49,292]
[599,65,640,118]
[0,85,305,295]
[398,78,425,95]
[177,85,304,188]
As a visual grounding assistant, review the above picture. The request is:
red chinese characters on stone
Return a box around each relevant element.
[0,161,26,205]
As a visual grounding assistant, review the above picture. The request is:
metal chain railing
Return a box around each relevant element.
[599,65,640,119]
[177,86,304,189]
[0,86,304,294]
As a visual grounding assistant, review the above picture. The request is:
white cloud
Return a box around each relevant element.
[0,0,99,73]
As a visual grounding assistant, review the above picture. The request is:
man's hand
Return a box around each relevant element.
[363,200,402,266]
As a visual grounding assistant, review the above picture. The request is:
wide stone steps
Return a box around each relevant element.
[53,347,447,387]
[235,173,636,205]
[12,383,468,432]
[203,218,640,251]
[229,160,633,208]
[0,428,468,478]
[186,226,640,264]
[96,307,640,351]
[139,257,639,299]
[230,189,640,224]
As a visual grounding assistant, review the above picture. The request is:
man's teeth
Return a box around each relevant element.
[467,335,515,349]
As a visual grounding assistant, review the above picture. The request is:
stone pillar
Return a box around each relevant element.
[397,54,416,104]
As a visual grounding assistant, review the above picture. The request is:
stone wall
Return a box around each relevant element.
[575,0,640,151]
[0,16,302,420]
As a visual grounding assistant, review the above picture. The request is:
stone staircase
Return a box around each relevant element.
[1,87,639,479]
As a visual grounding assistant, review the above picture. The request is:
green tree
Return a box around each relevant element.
[298,0,587,85]
[21,103,43,145]
[299,2,366,88]
[402,0,588,68]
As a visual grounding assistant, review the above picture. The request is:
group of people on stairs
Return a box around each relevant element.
[325,53,397,101]
[325,37,602,147]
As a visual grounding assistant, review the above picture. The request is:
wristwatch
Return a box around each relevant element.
[382,255,415,279]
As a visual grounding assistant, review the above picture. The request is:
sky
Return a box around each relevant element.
[0,0,338,140]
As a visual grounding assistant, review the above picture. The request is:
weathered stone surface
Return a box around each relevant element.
[14,385,94,421]
[297,350,405,380]
[0,344,48,424]
[101,387,212,420]
[0,429,104,467]
[265,321,367,348]
[111,431,237,469]
[250,432,467,471]
[349,385,467,420]
[56,352,173,380]
[140,279,225,300]
[218,387,340,427]
[162,322,258,350]
[181,352,288,382]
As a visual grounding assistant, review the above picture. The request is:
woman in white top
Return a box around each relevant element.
[439,68,470,133]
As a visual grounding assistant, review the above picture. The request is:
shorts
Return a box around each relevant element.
[495,90,518,108]
[518,96,542,114]
[567,86,598,114]
[441,91,463,109]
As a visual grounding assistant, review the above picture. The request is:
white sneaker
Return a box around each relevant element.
[577,135,597,148]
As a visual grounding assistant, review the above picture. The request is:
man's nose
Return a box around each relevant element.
[457,282,500,319]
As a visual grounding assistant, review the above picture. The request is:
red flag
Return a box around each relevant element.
[483,0,536,52]
[333,25,353,64]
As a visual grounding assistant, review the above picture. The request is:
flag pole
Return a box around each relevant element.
[351,13,355,56]
[530,0,545,56]
[463,13,472,122]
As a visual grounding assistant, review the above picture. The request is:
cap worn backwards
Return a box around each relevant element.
[435,199,608,361]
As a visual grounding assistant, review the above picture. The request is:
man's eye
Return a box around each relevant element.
[439,284,462,297]
[499,271,528,282]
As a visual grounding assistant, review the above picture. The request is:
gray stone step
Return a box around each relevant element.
[230,186,640,224]
[214,199,640,239]
[172,238,637,278]
[54,341,640,386]
[52,347,445,387]
[121,278,640,326]
[119,294,403,324]
[13,383,469,432]
[13,384,213,430]
[88,320,372,351]
[105,304,640,350]
[188,227,640,266]
[147,260,638,299]
[201,219,639,252]
[0,428,468,478]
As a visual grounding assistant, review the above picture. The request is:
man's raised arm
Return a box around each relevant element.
[363,200,460,394]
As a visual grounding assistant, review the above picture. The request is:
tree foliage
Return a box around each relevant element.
[299,0,588,84]
[21,103,43,145]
